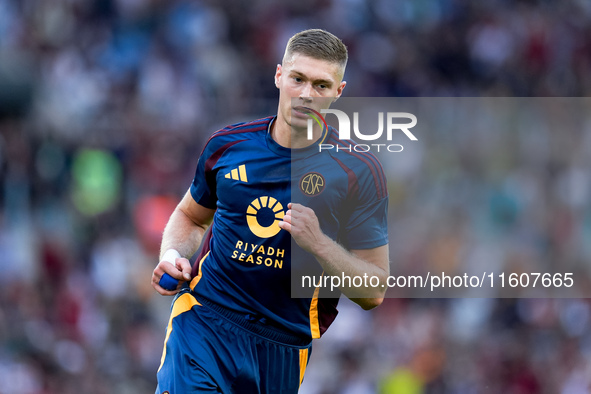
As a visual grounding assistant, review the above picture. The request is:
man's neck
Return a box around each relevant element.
[271,117,323,149]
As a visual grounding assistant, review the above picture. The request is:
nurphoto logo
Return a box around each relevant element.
[303,107,418,153]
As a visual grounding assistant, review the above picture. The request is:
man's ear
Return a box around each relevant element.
[334,80,347,101]
[275,64,282,88]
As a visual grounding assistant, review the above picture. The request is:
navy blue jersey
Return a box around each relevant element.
[189,116,388,340]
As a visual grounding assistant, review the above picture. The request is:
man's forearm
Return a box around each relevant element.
[278,203,389,309]
[160,207,208,261]
[311,234,389,306]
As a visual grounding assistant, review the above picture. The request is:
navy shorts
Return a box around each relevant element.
[156,289,312,394]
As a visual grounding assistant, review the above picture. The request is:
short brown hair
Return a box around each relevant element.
[283,29,348,73]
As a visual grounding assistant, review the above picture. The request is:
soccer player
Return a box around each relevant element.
[152,29,389,393]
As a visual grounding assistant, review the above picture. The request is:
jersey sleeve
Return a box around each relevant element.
[341,158,389,250]
[189,139,220,209]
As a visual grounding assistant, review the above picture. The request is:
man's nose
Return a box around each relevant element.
[299,83,313,100]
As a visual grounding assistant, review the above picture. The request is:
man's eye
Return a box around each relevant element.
[318,84,327,89]
[294,77,302,82]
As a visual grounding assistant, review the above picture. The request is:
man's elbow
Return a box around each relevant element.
[357,297,384,310]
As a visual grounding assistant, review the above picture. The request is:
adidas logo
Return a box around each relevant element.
[225,164,248,183]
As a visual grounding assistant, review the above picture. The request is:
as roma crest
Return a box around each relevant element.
[299,172,325,196]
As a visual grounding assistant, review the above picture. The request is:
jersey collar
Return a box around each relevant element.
[265,116,328,159]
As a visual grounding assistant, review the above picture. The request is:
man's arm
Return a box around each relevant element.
[279,203,389,310]
[151,190,216,296]
[346,245,389,309]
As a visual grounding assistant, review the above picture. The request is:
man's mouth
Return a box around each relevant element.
[293,106,314,118]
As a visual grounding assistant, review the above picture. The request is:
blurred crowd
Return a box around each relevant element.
[1,0,591,392]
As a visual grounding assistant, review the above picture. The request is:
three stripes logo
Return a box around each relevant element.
[225,164,248,183]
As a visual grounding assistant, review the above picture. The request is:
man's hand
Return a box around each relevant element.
[278,202,330,254]
[152,191,214,295]
[151,256,192,296]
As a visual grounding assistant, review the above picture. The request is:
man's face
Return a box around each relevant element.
[275,53,346,132]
